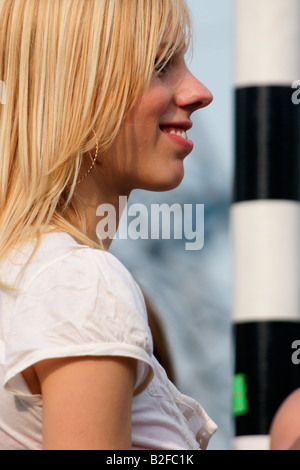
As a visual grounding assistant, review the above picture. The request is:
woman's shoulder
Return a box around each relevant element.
[16,231,139,294]
[1,231,147,319]
[2,232,154,399]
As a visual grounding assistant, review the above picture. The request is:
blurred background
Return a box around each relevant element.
[110,0,234,450]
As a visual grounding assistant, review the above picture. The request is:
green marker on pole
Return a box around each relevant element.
[232,373,248,416]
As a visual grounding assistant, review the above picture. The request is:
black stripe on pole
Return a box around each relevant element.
[233,86,300,203]
[233,321,300,436]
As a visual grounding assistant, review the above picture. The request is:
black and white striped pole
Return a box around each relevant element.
[231,0,300,450]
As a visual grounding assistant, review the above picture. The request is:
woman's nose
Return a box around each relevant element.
[175,69,213,113]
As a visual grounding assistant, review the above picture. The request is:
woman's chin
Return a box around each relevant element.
[138,168,185,192]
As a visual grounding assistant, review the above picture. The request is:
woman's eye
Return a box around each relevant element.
[154,58,169,75]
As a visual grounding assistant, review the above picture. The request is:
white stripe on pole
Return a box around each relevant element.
[233,435,271,451]
[231,200,300,323]
[235,0,300,87]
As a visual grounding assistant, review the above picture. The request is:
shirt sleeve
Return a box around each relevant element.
[4,247,154,399]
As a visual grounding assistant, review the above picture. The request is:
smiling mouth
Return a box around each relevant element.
[161,127,188,140]
[159,125,194,152]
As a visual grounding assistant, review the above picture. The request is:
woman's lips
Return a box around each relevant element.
[160,125,194,153]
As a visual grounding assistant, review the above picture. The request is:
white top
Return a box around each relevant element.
[0,232,217,450]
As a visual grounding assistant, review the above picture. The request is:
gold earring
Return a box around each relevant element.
[67,129,98,189]
[76,129,98,185]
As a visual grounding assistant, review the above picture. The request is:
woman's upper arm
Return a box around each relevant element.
[270,388,300,450]
[34,355,137,450]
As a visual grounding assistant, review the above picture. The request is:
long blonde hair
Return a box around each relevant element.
[0,0,191,285]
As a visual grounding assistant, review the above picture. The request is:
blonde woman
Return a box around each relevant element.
[0,0,217,450]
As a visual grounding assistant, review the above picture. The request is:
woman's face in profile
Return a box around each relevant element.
[99,51,213,194]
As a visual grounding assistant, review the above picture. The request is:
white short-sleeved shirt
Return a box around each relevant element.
[0,232,217,450]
